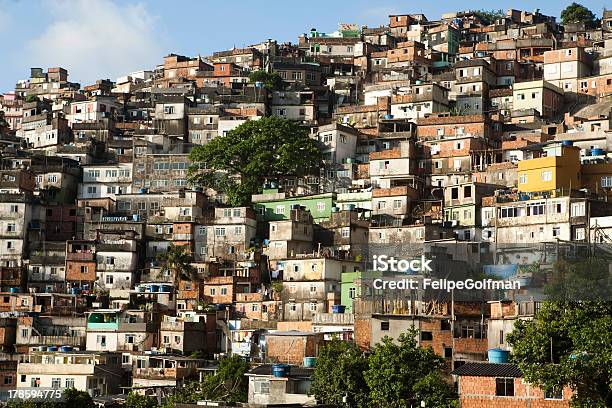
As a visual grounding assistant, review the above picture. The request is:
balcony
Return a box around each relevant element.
[172,233,193,241]
[312,312,355,325]
[19,335,86,347]
[133,367,193,380]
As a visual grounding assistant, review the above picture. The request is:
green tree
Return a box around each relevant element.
[473,9,505,25]
[125,392,158,408]
[156,244,199,284]
[200,355,250,403]
[310,339,370,407]
[189,116,321,206]
[544,257,611,301]
[0,111,9,129]
[507,301,612,407]
[364,329,456,408]
[248,70,284,91]
[561,3,597,26]
[24,95,39,103]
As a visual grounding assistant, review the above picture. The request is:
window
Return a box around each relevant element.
[499,330,504,344]
[393,199,402,209]
[377,201,386,210]
[519,174,527,184]
[500,207,518,218]
[341,228,350,238]
[601,176,612,188]
[10,205,18,213]
[164,106,175,114]
[126,335,135,344]
[80,265,88,273]
[349,287,356,299]
[316,202,325,211]
[234,226,242,235]
[552,227,560,237]
[541,170,553,182]
[544,387,563,400]
[253,379,270,395]
[527,202,545,216]
[105,256,115,265]
[209,288,216,296]
[420,331,433,341]
[275,205,285,215]
[571,202,586,217]
[214,227,226,236]
[4,376,12,385]
[50,377,59,388]
[574,227,586,241]
[220,287,227,295]
[495,378,514,397]
[6,223,15,233]
[437,128,444,136]
[97,335,107,346]
[105,275,114,285]
[31,377,41,388]
[289,303,297,312]
[380,321,390,331]
[309,302,317,312]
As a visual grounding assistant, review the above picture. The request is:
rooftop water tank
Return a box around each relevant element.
[272,364,290,378]
[488,348,510,363]
[561,140,573,147]
[303,357,317,368]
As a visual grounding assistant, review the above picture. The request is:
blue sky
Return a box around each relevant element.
[0,0,607,92]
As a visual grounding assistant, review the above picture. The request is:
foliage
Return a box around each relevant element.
[200,355,250,403]
[0,111,9,129]
[248,70,284,91]
[507,301,612,407]
[544,257,611,301]
[24,95,39,103]
[271,281,284,293]
[561,3,597,26]
[156,244,198,284]
[311,329,456,407]
[364,329,455,407]
[473,9,505,25]
[125,392,158,408]
[310,339,370,407]
[189,116,321,206]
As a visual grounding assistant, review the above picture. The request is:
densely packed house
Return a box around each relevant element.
[1,7,612,407]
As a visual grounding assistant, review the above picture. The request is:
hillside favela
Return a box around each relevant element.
[0,2,611,408]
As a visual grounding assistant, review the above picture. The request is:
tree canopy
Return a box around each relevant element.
[508,301,612,407]
[473,9,505,25]
[157,243,199,283]
[189,116,321,206]
[310,339,370,407]
[310,329,457,407]
[248,70,285,91]
[124,393,158,408]
[160,355,250,408]
[561,3,597,26]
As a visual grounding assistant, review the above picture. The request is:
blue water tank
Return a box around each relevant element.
[9,288,19,293]
[591,148,605,156]
[47,346,58,352]
[149,285,160,293]
[60,346,73,353]
[384,114,394,120]
[132,214,141,222]
[561,140,573,147]
[488,348,510,363]
[139,188,147,194]
[71,288,80,295]
[303,357,317,368]
[347,204,356,211]
[272,364,290,377]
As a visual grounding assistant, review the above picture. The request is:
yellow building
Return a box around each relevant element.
[517,144,581,193]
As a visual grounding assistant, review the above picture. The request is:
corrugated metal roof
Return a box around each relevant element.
[451,362,522,377]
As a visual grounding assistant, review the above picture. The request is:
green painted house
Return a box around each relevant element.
[252,188,336,222]
[341,270,382,313]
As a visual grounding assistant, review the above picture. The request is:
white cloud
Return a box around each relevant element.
[22,0,165,85]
